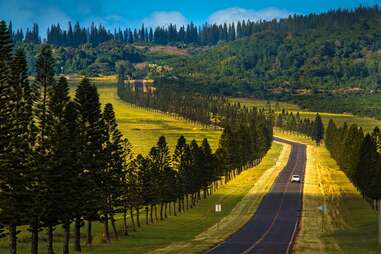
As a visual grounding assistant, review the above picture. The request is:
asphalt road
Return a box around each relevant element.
[206,137,306,254]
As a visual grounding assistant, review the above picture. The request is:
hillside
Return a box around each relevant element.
[161,6,381,118]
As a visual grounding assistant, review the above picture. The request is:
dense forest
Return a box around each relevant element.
[165,6,381,90]
[0,21,273,254]
[160,6,381,119]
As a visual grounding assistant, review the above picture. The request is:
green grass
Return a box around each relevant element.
[70,82,222,155]
[232,97,381,133]
[0,142,286,254]
[274,131,380,254]
[229,97,301,111]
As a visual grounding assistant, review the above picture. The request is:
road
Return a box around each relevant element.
[206,137,306,254]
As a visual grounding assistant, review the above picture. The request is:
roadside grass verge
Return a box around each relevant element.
[274,131,380,254]
[0,142,286,254]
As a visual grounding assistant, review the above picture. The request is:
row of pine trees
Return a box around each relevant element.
[274,107,381,203]
[0,21,273,254]
[325,121,381,201]
[274,110,325,145]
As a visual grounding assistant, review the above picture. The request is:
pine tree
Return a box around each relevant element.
[154,136,172,220]
[74,78,105,247]
[172,136,188,212]
[29,44,56,254]
[102,103,129,240]
[200,138,217,198]
[312,113,324,145]
[60,101,81,254]
[41,76,71,254]
[355,134,378,197]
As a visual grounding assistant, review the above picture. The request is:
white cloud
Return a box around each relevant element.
[142,11,188,28]
[208,7,292,25]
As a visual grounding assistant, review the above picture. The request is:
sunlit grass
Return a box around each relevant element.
[275,132,379,254]
[70,82,222,155]
[228,97,301,111]
[232,97,381,133]
[0,142,286,254]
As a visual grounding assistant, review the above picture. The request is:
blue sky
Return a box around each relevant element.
[1,0,379,36]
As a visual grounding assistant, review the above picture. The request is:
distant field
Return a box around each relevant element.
[274,131,379,254]
[231,97,381,133]
[229,97,301,111]
[70,82,221,155]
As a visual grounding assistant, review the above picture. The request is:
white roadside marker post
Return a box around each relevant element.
[215,204,222,231]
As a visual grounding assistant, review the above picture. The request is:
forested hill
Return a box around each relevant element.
[159,6,381,118]
[165,6,381,92]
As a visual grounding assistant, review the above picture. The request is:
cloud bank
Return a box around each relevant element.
[142,11,188,27]
[208,7,292,25]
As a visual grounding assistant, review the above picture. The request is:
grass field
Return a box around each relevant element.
[229,97,301,112]
[70,82,221,155]
[0,142,287,254]
[274,131,380,254]
[232,97,381,133]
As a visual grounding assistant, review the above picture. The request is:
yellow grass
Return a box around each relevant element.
[70,83,222,155]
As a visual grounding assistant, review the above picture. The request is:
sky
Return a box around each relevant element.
[1,0,380,37]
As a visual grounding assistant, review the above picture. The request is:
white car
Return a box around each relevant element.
[291,175,301,183]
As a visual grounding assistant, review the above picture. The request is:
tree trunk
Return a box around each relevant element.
[63,221,70,254]
[86,220,92,245]
[9,224,17,254]
[164,202,168,219]
[74,217,81,252]
[103,213,110,242]
[204,188,207,199]
[173,201,177,216]
[31,223,39,254]
[154,204,158,222]
[110,213,118,240]
[178,197,182,213]
[150,204,154,223]
[186,195,189,209]
[160,202,164,220]
[47,225,55,254]
[145,206,149,225]
[130,207,136,232]
[123,208,128,236]
[136,206,140,227]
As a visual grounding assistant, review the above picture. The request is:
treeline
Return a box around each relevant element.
[10,5,381,47]
[274,111,325,145]
[0,21,273,254]
[117,84,273,177]
[117,83,273,142]
[325,121,381,201]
